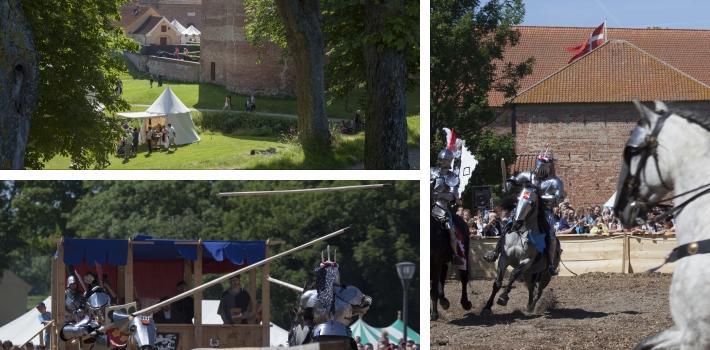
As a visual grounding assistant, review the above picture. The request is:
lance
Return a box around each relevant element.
[217,184,388,197]
[134,226,349,316]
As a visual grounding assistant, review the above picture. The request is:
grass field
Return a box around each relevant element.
[44,116,419,170]
[122,69,420,119]
[42,62,420,169]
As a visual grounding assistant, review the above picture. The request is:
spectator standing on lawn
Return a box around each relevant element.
[167,124,177,151]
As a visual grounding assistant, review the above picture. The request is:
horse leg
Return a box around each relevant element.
[430,264,440,321]
[439,263,450,310]
[458,268,472,310]
[497,264,525,307]
[633,327,681,350]
[482,258,506,315]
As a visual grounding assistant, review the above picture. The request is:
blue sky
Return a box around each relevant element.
[521,0,710,29]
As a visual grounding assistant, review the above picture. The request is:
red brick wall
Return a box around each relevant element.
[200,0,294,96]
[506,101,710,207]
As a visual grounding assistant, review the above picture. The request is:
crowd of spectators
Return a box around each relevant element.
[0,340,44,350]
[456,200,675,238]
[354,333,419,350]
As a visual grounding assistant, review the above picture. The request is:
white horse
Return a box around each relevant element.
[614,100,710,350]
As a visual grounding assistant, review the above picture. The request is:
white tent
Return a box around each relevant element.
[118,87,200,146]
[170,19,187,34]
[0,298,289,347]
[0,296,50,346]
[181,25,200,44]
[183,25,200,36]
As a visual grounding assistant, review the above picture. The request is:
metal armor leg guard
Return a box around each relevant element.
[483,234,505,262]
[547,234,558,275]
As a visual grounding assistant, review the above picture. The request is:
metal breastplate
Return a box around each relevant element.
[538,176,564,209]
[305,285,370,326]
[431,168,458,209]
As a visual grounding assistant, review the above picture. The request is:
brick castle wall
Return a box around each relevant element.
[200,0,294,96]
[493,101,710,207]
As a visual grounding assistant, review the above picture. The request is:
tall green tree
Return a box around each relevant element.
[20,0,138,169]
[244,0,419,169]
[2,180,420,329]
[274,1,332,154]
[0,0,39,169]
[431,0,532,175]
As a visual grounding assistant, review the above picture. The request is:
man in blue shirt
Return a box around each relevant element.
[36,302,52,346]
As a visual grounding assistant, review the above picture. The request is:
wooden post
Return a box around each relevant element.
[183,259,193,288]
[622,233,630,273]
[261,241,271,347]
[51,244,58,350]
[248,268,257,323]
[193,240,203,348]
[56,238,65,350]
[125,239,134,303]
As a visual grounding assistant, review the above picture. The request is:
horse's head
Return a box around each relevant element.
[614,100,674,227]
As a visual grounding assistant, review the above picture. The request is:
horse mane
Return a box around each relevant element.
[668,104,710,132]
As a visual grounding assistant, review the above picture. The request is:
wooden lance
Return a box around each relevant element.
[134,226,349,316]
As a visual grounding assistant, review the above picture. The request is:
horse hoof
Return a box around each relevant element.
[440,298,450,310]
[497,296,508,306]
[461,299,472,311]
[431,311,439,321]
[481,308,492,316]
[526,304,535,313]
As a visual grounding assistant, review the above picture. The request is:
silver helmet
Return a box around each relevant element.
[534,152,554,179]
[437,149,454,169]
[67,275,77,287]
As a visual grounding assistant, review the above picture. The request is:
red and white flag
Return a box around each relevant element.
[566,22,607,63]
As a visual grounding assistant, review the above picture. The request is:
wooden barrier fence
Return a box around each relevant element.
[466,233,677,279]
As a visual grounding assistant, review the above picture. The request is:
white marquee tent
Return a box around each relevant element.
[118,87,200,146]
[181,25,201,44]
[170,19,186,34]
[0,298,288,347]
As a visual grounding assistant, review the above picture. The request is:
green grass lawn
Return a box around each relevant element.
[121,70,419,119]
[27,295,46,310]
[44,116,419,170]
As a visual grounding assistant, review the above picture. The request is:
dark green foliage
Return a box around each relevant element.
[431,0,531,195]
[1,181,419,330]
[199,111,297,137]
[20,0,139,169]
[243,0,419,110]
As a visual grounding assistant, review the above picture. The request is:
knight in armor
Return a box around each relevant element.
[289,248,371,349]
[65,275,85,322]
[484,151,565,275]
[431,148,466,266]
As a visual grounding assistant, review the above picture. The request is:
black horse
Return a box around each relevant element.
[431,214,472,321]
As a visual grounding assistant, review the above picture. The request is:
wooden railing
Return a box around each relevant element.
[466,233,677,279]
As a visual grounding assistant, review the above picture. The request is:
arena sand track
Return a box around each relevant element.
[431,273,674,349]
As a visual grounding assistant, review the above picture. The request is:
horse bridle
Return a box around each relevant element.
[621,107,710,224]
[620,104,710,269]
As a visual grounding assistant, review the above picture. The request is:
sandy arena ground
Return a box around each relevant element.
[431,272,674,349]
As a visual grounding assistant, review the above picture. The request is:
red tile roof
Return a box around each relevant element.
[492,26,710,105]
[119,3,153,30]
[514,40,710,104]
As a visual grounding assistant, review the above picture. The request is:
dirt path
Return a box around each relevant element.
[431,273,674,349]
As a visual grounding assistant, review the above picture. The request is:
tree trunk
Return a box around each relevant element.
[0,0,39,169]
[363,1,409,170]
[275,0,330,153]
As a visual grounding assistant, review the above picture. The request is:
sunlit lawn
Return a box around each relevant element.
[44,116,419,170]
[122,72,420,119]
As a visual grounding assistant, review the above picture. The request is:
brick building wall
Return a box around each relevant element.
[200,0,294,96]
[493,101,710,207]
